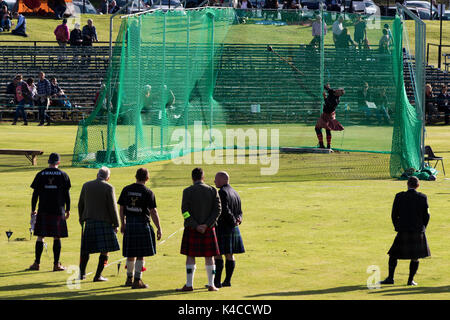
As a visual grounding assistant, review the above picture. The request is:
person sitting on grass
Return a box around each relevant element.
[11,12,27,37]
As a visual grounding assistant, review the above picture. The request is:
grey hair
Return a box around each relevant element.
[97,166,110,180]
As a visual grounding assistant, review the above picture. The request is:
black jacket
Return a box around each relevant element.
[391,189,430,233]
[217,184,242,229]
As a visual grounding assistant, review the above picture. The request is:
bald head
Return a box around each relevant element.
[214,171,229,188]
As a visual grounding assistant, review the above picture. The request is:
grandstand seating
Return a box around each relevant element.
[0,45,109,122]
[0,42,448,124]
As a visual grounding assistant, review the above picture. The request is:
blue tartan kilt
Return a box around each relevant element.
[216,225,245,255]
[388,231,431,260]
[123,215,156,258]
[81,220,120,254]
[34,212,68,238]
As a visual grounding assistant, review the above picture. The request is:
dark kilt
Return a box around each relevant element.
[388,232,431,260]
[81,220,120,254]
[34,212,68,238]
[123,215,156,258]
[315,112,344,131]
[216,225,245,255]
[180,227,220,257]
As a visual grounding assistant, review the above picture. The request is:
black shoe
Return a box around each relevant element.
[379,277,394,285]
[45,122,51,126]
[11,122,16,125]
[24,122,28,126]
[318,143,325,149]
[221,281,231,287]
[38,123,44,126]
[407,280,417,286]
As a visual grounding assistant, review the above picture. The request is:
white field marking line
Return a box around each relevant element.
[85,227,184,276]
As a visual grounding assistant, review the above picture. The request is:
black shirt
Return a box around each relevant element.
[118,183,157,221]
[391,189,429,233]
[323,87,340,114]
[31,167,71,215]
[217,184,242,230]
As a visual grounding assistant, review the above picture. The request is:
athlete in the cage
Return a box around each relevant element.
[315,84,345,149]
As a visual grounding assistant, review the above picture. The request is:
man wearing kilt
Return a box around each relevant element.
[176,168,222,292]
[213,171,245,288]
[380,176,431,286]
[29,153,71,271]
[78,167,121,282]
[118,168,162,289]
[315,83,345,149]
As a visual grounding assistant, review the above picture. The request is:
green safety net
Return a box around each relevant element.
[72,8,423,179]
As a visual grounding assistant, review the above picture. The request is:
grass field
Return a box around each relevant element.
[0,122,449,300]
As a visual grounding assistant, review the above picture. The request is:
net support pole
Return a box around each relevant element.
[161,14,167,155]
[397,4,426,170]
[209,13,215,145]
[319,6,325,113]
[185,14,191,153]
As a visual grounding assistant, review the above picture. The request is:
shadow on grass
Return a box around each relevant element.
[1,282,206,299]
[246,285,368,298]
[367,285,450,297]
[0,269,54,278]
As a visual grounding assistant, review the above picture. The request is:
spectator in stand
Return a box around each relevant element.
[70,23,83,46]
[332,15,344,45]
[12,74,30,126]
[0,5,12,32]
[357,81,374,120]
[354,15,367,50]
[82,19,98,46]
[335,28,356,49]
[11,12,27,37]
[108,0,120,13]
[309,15,327,48]
[375,87,391,125]
[436,84,450,125]
[26,78,37,107]
[379,28,390,54]
[384,23,393,49]
[425,83,438,124]
[36,72,52,126]
[6,75,20,105]
[54,18,70,48]
[50,77,71,108]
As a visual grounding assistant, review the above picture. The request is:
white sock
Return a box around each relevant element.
[186,264,196,287]
[134,259,144,280]
[206,264,216,287]
[126,260,135,278]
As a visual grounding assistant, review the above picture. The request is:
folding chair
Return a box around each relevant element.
[424,145,446,176]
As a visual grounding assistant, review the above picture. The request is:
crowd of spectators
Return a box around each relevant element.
[425,83,450,125]
[6,72,72,125]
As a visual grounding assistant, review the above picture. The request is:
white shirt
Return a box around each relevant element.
[332,20,343,36]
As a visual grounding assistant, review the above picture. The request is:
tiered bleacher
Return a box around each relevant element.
[0,44,110,122]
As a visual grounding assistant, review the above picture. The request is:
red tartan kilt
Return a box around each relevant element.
[315,112,344,131]
[180,227,220,257]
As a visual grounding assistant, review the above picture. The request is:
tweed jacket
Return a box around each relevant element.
[78,178,120,228]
